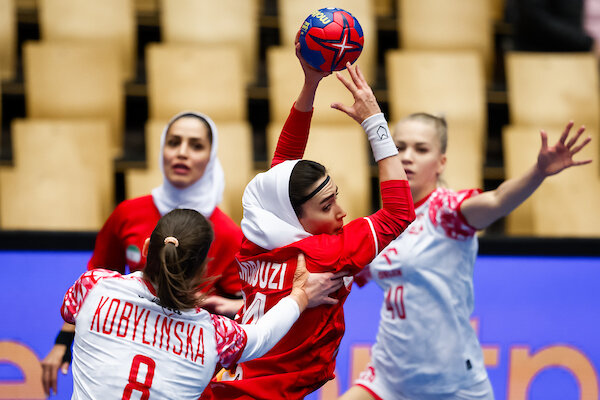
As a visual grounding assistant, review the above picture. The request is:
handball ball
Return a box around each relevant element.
[299,8,364,72]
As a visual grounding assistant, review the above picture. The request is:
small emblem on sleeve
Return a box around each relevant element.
[377,126,388,140]
[126,244,141,264]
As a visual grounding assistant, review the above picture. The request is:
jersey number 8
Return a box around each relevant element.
[123,354,156,400]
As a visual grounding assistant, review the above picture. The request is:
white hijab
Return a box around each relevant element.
[241,160,311,250]
[151,111,224,217]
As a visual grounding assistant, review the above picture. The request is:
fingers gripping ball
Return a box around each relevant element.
[299,8,364,72]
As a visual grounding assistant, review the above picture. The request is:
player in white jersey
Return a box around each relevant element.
[340,114,592,400]
[61,208,343,400]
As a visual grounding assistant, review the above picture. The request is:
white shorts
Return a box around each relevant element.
[355,363,495,400]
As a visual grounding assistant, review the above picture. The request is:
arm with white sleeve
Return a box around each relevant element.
[460,122,592,230]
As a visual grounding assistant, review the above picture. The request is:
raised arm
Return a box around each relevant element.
[271,42,331,167]
[331,63,407,182]
[461,122,592,230]
[331,63,415,253]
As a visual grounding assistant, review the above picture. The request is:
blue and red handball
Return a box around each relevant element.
[298,8,364,72]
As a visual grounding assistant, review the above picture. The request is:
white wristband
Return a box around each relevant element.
[361,113,398,162]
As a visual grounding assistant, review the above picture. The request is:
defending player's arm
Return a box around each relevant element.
[271,41,330,167]
[460,122,592,230]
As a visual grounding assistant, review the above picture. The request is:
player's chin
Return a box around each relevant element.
[332,221,344,234]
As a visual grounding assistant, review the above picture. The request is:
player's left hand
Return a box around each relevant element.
[536,121,592,177]
[41,344,70,396]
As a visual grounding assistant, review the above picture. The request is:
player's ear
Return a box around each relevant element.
[142,238,150,257]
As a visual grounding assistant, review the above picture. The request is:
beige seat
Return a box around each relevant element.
[386,50,487,190]
[505,52,600,128]
[15,0,35,11]
[0,0,16,81]
[397,0,493,81]
[126,120,253,225]
[267,46,364,124]
[374,0,393,17]
[0,119,113,230]
[135,0,158,15]
[160,0,259,84]
[146,43,246,121]
[266,122,370,221]
[503,124,600,237]
[23,41,124,154]
[277,0,376,83]
[38,0,136,81]
[491,0,506,21]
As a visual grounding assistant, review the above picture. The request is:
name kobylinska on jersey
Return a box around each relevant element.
[89,295,206,364]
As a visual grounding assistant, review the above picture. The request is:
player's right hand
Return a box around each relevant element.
[41,344,70,396]
[290,253,310,311]
[295,31,331,84]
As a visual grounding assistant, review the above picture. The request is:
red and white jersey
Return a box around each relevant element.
[360,187,486,395]
[61,269,247,400]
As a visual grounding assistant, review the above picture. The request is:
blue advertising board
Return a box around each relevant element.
[1,251,599,399]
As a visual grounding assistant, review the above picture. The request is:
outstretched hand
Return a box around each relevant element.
[331,62,381,124]
[536,121,592,177]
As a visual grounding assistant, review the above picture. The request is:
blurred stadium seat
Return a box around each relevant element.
[38,0,137,81]
[397,0,494,81]
[0,0,16,81]
[159,0,260,84]
[386,50,487,191]
[505,52,600,129]
[146,43,246,121]
[0,119,113,230]
[23,41,124,155]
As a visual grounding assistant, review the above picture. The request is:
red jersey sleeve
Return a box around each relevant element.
[87,204,127,273]
[367,180,416,252]
[207,208,243,296]
[61,269,121,324]
[271,104,313,167]
[353,265,373,287]
[211,314,248,369]
[429,188,482,240]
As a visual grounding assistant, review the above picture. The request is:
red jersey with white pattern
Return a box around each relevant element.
[61,269,247,400]
[203,106,415,400]
[87,195,242,297]
[356,187,487,397]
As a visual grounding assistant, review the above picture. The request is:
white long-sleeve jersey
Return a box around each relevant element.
[357,187,487,396]
[61,269,299,399]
